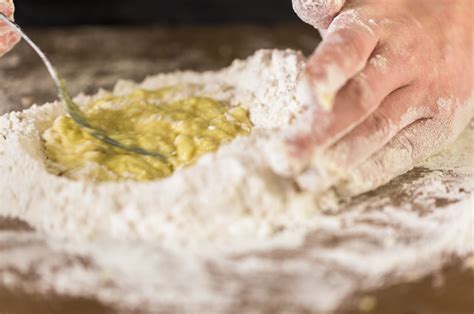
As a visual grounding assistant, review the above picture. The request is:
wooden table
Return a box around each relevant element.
[0,24,473,314]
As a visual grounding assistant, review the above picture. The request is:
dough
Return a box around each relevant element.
[43,87,252,182]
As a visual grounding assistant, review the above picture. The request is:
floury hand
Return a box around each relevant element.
[287,0,474,194]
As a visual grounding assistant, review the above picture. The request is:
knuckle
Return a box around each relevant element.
[394,132,415,158]
[327,29,375,75]
[346,76,376,113]
[336,30,368,62]
[370,111,393,139]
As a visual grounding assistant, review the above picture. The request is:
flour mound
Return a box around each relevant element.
[0,49,322,248]
[1,49,474,313]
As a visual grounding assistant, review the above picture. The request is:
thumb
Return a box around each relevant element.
[292,0,346,29]
[0,0,20,57]
[0,0,14,18]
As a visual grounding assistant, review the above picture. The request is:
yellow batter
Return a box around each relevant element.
[43,87,252,182]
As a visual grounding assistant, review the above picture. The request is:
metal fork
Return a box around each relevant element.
[0,13,168,161]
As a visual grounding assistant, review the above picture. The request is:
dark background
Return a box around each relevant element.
[14,0,300,26]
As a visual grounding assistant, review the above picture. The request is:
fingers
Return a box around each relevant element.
[293,86,425,193]
[0,0,19,57]
[335,119,435,196]
[292,0,346,29]
[303,10,380,111]
[0,1,14,19]
[290,10,381,158]
[325,84,431,170]
[296,91,474,194]
[292,51,418,192]
[293,46,412,159]
[336,102,473,197]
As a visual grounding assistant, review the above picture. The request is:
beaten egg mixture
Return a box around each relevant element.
[43,87,252,181]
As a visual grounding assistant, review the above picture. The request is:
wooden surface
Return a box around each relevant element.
[0,24,473,314]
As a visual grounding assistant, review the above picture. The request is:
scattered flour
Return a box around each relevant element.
[0,49,473,313]
[369,54,389,74]
[328,8,375,35]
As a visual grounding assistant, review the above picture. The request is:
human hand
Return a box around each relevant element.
[0,0,20,57]
[289,0,474,195]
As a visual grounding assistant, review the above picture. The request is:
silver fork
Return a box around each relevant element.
[0,13,168,161]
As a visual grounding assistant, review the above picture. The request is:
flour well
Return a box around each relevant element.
[0,49,473,313]
[0,50,319,249]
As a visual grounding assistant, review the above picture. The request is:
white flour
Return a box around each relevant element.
[369,54,389,74]
[0,49,473,313]
[1,49,318,249]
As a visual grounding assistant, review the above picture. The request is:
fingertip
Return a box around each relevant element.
[292,0,346,29]
[0,2,14,18]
